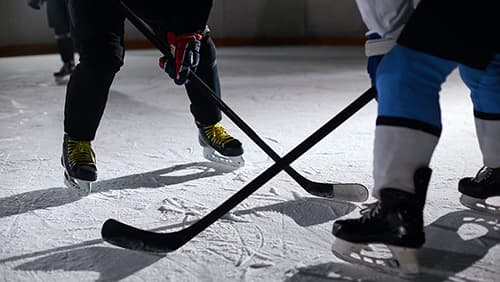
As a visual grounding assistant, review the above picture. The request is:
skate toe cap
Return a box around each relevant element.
[221,140,243,156]
[76,166,97,181]
[331,221,344,235]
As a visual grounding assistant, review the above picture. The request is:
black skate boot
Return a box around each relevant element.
[331,167,432,276]
[458,166,500,215]
[54,61,75,85]
[198,122,244,167]
[61,134,97,194]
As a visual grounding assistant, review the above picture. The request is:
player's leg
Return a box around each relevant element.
[62,0,125,193]
[458,54,500,214]
[47,0,76,84]
[332,44,458,275]
[185,32,244,167]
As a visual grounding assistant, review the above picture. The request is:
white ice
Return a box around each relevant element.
[1,46,499,281]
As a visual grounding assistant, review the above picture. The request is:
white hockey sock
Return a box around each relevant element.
[373,126,438,198]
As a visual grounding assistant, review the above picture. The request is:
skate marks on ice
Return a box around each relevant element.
[290,210,500,281]
[0,216,213,278]
[286,262,402,282]
[0,96,26,120]
[13,246,161,282]
[213,198,355,272]
[154,192,356,267]
[157,190,357,233]
[0,162,235,219]
[231,197,357,228]
[155,188,357,231]
[2,197,357,281]
[91,162,236,193]
[0,186,83,219]
[418,210,500,281]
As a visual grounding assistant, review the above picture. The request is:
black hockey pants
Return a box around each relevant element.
[64,0,222,140]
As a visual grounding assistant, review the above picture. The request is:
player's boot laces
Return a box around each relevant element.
[203,123,236,147]
[472,166,496,183]
[67,139,96,168]
[359,201,382,220]
[200,123,243,156]
[61,135,97,194]
[198,123,244,167]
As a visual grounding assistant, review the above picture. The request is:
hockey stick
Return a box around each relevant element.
[119,1,369,202]
[102,86,375,253]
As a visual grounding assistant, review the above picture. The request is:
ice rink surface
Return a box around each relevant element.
[0,46,499,281]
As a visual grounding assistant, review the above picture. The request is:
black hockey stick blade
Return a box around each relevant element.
[286,168,368,201]
[101,87,375,253]
[118,0,369,202]
[308,182,368,202]
[101,219,185,253]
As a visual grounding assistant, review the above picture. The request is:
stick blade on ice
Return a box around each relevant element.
[101,219,184,253]
[305,182,369,202]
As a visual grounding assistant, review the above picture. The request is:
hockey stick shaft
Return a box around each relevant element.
[102,87,375,251]
[181,88,374,238]
[119,1,369,200]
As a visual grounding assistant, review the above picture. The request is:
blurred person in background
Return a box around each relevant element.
[28,0,76,84]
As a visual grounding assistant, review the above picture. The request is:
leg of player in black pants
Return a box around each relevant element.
[61,0,243,194]
[62,0,124,193]
[187,34,244,166]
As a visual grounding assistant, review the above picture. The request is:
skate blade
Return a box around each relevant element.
[55,76,70,85]
[331,237,419,277]
[460,194,500,215]
[202,147,244,168]
[64,171,93,195]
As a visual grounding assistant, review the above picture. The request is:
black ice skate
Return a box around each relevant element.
[54,61,75,85]
[61,134,97,194]
[458,166,500,215]
[198,122,244,167]
[331,167,432,276]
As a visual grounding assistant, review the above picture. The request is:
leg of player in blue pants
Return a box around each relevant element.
[332,44,460,274]
[457,54,500,213]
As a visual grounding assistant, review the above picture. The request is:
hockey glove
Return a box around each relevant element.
[27,0,45,10]
[159,32,202,85]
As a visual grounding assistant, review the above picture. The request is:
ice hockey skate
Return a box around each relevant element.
[54,61,75,85]
[331,168,431,277]
[198,122,244,168]
[458,166,500,215]
[61,134,97,194]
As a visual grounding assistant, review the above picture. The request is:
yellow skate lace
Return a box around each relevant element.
[202,123,236,148]
[67,139,96,167]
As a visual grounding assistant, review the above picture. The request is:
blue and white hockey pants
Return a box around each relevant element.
[373,44,500,197]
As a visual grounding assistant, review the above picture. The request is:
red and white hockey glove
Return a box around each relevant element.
[159,32,202,85]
